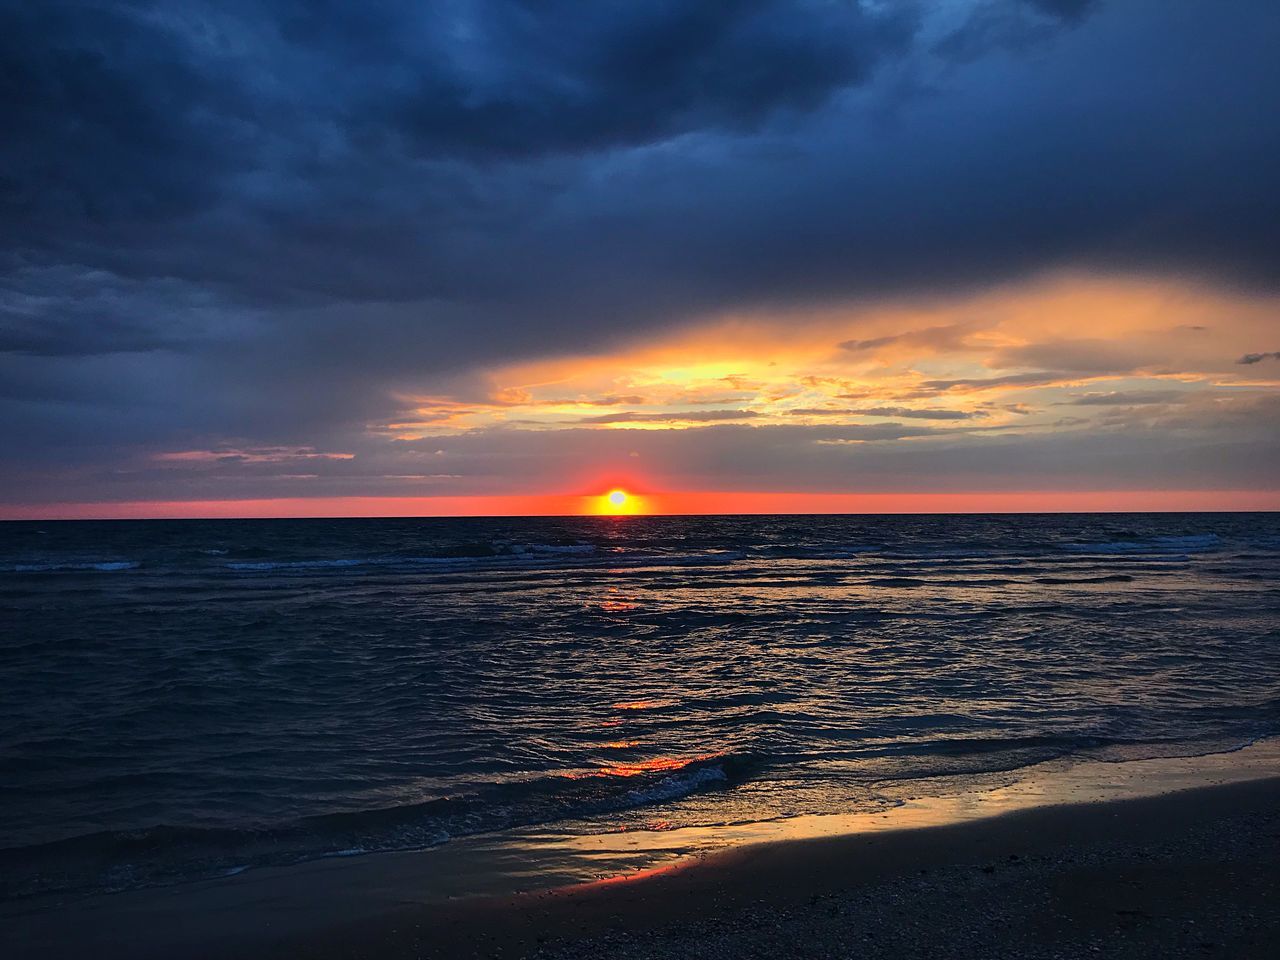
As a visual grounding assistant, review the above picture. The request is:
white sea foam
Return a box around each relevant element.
[625,765,728,805]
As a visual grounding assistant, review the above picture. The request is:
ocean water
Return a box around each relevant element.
[2,513,1278,901]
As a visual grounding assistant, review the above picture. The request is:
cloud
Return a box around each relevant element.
[1238,351,1280,365]
[0,1,915,236]
[918,372,1080,393]
[933,0,1099,63]
[1093,391,1280,434]
[154,446,354,464]
[839,323,976,356]
[553,395,648,407]
[990,339,1150,374]
[576,409,760,425]
[1066,390,1190,406]
[380,1,918,161]
[788,406,979,420]
[1025,0,1098,21]
[0,266,240,357]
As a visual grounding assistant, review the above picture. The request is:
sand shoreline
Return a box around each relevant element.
[307,773,1280,960]
[6,744,1280,958]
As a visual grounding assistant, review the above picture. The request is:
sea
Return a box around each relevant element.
[2,512,1278,901]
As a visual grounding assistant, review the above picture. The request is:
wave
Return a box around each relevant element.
[505,543,595,556]
[0,754,745,901]
[814,731,1276,785]
[5,728,1236,902]
[885,732,1137,758]
[754,544,883,559]
[745,537,1236,565]
[226,558,371,571]
[225,542,601,573]
[4,722,1275,904]
[625,764,728,804]
[0,560,140,573]
[1031,574,1135,584]
[1062,534,1222,555]
[221,545,756,575]
[8,530,1262,581]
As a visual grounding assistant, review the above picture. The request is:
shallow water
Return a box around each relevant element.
[2,513,1278,899]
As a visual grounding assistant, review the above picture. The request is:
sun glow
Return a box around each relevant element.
[596,488,642,515]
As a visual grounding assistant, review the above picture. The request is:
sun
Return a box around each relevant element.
[597,488,641,515]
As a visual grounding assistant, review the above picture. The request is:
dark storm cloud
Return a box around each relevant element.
[0,266,242,357]
[2,0,1280,503]
[379,0,917,161]
[0,2,258,243]
[0,0,914,231]
[1024,0,1097,19]
[933,0,1097,62]
[7,1,1278,328]
[0,0,917,366]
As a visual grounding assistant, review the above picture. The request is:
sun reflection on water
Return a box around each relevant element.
[561,752,721,780]
[610,699,676,711]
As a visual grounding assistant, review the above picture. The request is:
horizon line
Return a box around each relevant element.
[3,489,1278,521]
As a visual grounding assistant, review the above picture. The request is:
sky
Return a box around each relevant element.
[2,0,1279,518]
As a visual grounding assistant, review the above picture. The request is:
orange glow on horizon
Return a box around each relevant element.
[1,489,1278,521]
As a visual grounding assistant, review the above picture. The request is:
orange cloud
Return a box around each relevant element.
[377,273,1279,446]
[154,447,355,463]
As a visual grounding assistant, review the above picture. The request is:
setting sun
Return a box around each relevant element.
[595,488,643,515]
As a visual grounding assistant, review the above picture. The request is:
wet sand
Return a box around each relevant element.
[307,775,1280,960]
[5,746,1280,959]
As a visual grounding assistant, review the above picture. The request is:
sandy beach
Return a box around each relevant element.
[6,744,1280,959]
